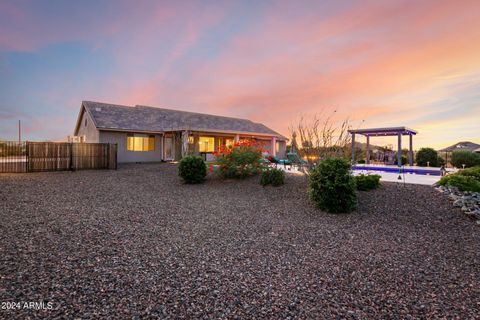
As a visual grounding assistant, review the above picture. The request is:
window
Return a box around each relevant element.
[199,136,214,152]
[127,134,155,151]
[225,138,234,147]
[276,141,280,154]
[84,118,87,127]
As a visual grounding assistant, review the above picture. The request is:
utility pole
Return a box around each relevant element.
[18,120,21,142]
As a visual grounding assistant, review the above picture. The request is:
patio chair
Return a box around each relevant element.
[286,152,308,170]
[267,155,292,169]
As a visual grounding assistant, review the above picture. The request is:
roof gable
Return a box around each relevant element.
[79,101,286,139]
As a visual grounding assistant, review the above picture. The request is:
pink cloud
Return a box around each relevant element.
[2,0,479,147]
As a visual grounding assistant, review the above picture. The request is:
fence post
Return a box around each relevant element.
[106,144,109,169]
[26,141,29,173]
[69,143,74,171]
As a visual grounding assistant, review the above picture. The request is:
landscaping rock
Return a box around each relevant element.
[435,184,480,221]
[1,164,479,319]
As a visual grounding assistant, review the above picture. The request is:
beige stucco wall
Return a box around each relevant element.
[99,131,163,163]
[76,110,99,142]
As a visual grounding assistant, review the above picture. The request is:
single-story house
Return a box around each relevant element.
[73,101,287,163]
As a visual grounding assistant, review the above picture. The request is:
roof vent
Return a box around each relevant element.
[95,107,102,111]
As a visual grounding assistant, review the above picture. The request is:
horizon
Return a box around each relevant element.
[1,0,479,149]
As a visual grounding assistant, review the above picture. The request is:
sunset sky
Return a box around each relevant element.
[0,0,479,149]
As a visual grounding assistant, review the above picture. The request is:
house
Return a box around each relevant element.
[438,141,480,153]
[73,101,287,163]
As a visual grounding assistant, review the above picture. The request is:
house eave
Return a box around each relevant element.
[97,127,287,140]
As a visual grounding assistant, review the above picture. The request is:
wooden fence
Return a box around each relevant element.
[0,141,117,173]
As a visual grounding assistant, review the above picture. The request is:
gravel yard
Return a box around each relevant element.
[1,163,479,319]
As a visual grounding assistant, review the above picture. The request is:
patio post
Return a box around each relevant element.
[397,132,402,167]
[409,133,413,166]
[351,133,356,163]
[181,130,189,158]
[271,136,277,157]
[234,134,240,143]
[366,134,370,164]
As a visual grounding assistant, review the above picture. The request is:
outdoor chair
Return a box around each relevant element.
[267,155,292,170]
[286,152,308,170]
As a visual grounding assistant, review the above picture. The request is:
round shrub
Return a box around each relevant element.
[355,174,381,191]
[458,166,480,180]
[178,155,207,184]
[415,148,440,167]
[308,157,357,213]
[438,174,480,192]
[451,151,480,168]
[260,168,285,186]
[394,155,408,166]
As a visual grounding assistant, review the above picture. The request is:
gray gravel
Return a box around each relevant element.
[1,163,479,319]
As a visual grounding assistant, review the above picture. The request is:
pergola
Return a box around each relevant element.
[348,127,418,166]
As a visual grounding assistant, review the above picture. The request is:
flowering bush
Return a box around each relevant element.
[214,140,265,179]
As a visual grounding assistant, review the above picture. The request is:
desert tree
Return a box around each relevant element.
[289,110,355,171]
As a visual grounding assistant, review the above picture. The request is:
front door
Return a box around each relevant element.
[164,136,174,161]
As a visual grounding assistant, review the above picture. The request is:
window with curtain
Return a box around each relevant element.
[199,136,215,152]
[127,134,155,152]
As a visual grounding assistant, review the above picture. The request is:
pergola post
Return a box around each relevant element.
[409,134,413,166]
[366,135,370,165]
[397,132,402,167]
[351,133,356,163]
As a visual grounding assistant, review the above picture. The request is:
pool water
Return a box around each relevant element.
[352,165,441,176]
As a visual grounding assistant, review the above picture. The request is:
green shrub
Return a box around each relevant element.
[260,168,285,186]
[438,174,480,192]
[451,151,480,168]
[308,157,357,213]
[178,155,207,184]
[437,156,445,166]
[215,140,264,179]
[355,174,381,191]
[415,148,440,166]
[457,166,480,180]
[394,155,408,166]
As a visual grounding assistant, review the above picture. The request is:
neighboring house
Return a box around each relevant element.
[73,101,287,163]
[438,141,480,153]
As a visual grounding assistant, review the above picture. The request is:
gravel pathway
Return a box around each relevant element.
[1,163,479,319]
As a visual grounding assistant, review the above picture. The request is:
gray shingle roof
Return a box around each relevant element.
[80,101,286,139]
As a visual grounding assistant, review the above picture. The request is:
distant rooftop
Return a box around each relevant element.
[348,126,417,136]
[438,141,480,152]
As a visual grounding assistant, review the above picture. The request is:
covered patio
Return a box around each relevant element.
[348,126,418,166]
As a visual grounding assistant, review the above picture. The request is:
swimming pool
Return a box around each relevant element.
[352,165,442,176]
